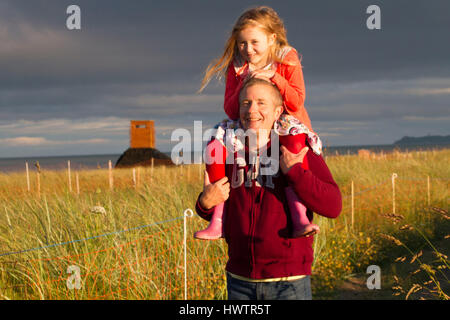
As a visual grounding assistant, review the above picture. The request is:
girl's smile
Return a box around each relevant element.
[237,26,276,69]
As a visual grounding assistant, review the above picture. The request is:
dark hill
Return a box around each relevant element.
[393,135,450,146]
[115,148,174,168]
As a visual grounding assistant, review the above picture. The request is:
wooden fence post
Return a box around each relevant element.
[25,162,30,192]
[76,172,80,195]
[109,160,113,191]
[35,162,41,199]
[67,160,72,193]
[137,167,140,189]
[392,173,398,214]
[351,180,354,229]
[151,158,154,183]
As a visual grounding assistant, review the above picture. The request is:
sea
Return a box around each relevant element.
[0,154,123,174]
[0,144,448,174]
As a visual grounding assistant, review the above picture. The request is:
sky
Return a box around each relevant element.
[0,0,449,158]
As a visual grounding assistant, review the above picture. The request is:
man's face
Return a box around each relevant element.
[239,84,283,136]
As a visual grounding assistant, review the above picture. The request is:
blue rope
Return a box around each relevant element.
[1,175,446,258]
[0,216,184,258]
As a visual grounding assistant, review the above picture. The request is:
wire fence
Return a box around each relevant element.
[0,162,448,299]
[0,212,227,300]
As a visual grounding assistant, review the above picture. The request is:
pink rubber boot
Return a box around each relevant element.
[194,202,225,240]
[285,187,320,238]
[194,138,227,240]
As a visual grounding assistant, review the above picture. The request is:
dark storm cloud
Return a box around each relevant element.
[0,0,236,90]
[0,0,449,157]
[1,0,449,91]
[306,78,450,122]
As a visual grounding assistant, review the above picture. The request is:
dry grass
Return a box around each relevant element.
[0,148,448,299]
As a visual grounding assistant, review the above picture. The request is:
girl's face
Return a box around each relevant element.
[237,26,276,69]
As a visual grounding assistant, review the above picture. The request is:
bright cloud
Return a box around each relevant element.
[0,117,130,135]
[0,137,48,146]
[405,88,450,96]
[0,136,108,146]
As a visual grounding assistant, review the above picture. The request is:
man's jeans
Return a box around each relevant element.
[226,273,312,300]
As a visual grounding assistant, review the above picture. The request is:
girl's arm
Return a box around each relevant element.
[224,65,243,121]
[271,50,312,131]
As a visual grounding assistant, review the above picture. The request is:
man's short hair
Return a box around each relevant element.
[239,78,283,108]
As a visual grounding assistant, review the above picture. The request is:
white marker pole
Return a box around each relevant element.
[183,209,193,300]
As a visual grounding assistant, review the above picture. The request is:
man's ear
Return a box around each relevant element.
[275,105,283,120]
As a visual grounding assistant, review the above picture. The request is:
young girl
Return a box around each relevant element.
[195,6,322,240]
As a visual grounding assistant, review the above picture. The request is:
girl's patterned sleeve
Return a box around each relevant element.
[224,64,243,121]
[271,50,312,131]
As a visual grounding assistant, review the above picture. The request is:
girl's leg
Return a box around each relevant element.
[194,139,227,240]
[279,134,320,238]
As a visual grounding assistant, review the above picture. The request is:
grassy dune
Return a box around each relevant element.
[0,149,448,300]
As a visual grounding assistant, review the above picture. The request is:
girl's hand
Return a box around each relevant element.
[280,146,309,174]
[199,171,230,210]
[248,69,276,81]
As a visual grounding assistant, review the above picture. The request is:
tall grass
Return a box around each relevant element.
[0,149,448,300]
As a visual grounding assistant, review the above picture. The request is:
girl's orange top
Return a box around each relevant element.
[224,47,313,132]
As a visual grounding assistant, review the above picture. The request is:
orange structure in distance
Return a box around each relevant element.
[130,120,155,148]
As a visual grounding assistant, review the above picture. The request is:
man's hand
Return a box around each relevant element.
[247,69,276,82]
[199,171,230,210]
[280,146,309,174]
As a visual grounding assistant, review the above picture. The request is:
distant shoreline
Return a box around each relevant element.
[1,143,449,174]
[2,142,449,161]
[0,153,122,174]
[322,143,450,155]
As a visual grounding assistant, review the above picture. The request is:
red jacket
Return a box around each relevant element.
[195,144,342,279]
[224,47,313,132]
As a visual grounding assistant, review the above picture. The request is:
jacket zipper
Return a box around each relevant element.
[249,180,256,278]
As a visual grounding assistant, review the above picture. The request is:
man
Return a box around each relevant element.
[195,78,342,300]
